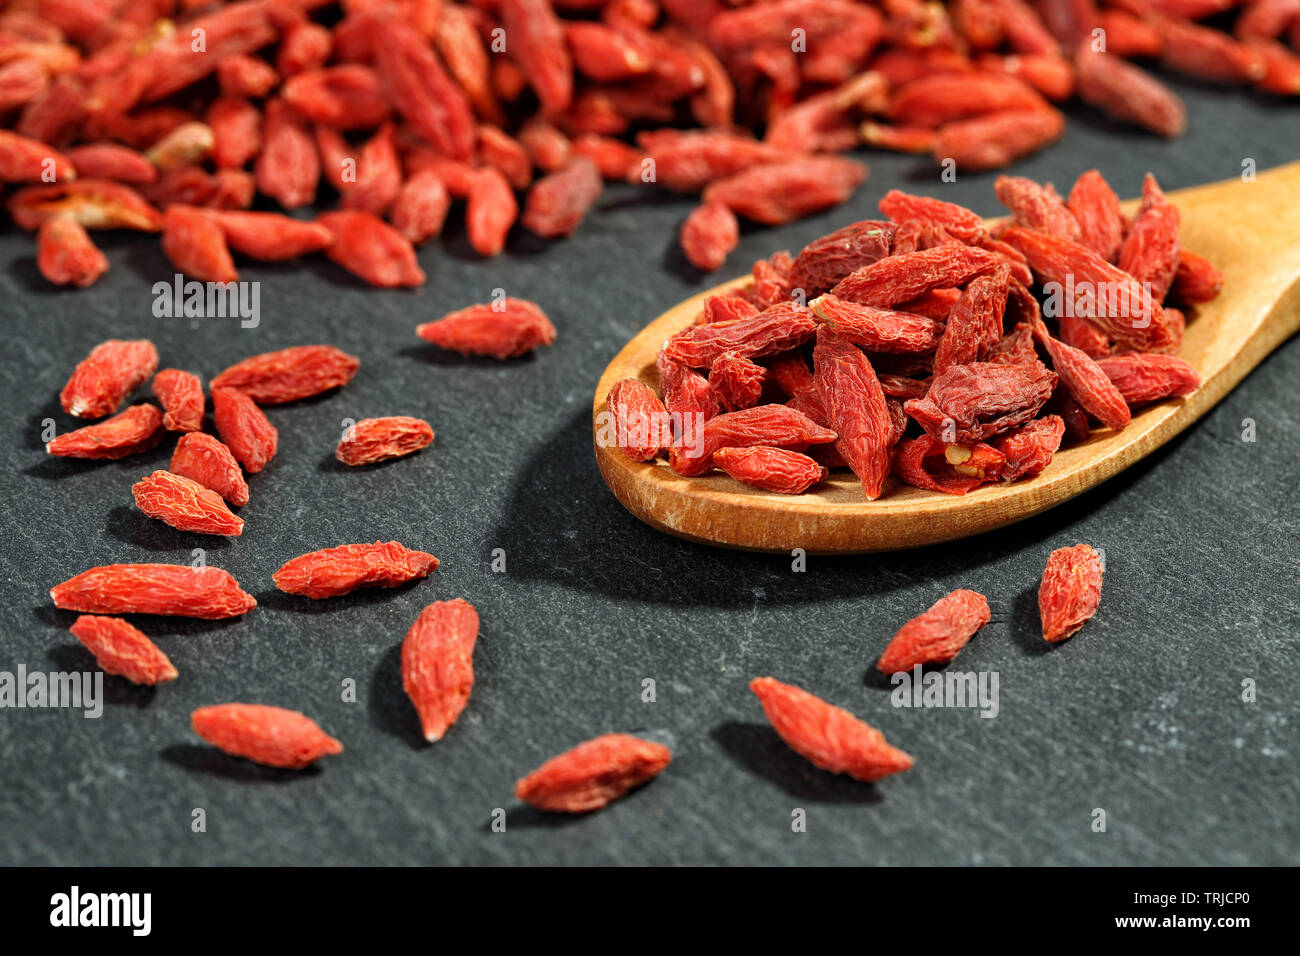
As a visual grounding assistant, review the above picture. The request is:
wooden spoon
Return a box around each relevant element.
[593,162,1300,553]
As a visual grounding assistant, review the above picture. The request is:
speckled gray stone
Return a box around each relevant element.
[0,79,1297,865]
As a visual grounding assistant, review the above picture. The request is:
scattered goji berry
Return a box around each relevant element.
[47,403,163,459]
[59,338,158,420]
[702,156,867,226]
[151,368,203,432]
[273,541,439,599]
[317,209,426,288]
[211,345,359,405]
[402,598,479,742]
[132,470,244,537]
[211,386,278,473]
[52,564,256,619]
[1039,543,1103,642]
[161,204,238,284]
[37,215,108,288]
[521,157,603,239]
[680,201,739,273]
[208,210,335,262]
[749,677,913,783]
[336,416,435,466]
[191,703,342,770]
[171,432,249,507]
[877,589,991,673]
[416,298,557,359]
[515,733,672,813]
[70,615,177,686]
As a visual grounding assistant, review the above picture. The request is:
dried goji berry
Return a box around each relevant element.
[995,175,1081,242]
[273,541,439,599]
[464,166,518,258]
[932,107,1065,171]
[281,65,391,129]
[417,298,557,359]
[905,360,1058,443]
[713,445,828,494]
[162,204,238,284]
[211,386,278,474]
[832,246,1000,307]
[52,564,256,619]
[749,677,913,783]
[702,156,867,226]
[389,170,451,246]
[605,378,669,461]
[879,190,985,243]
[254,97,319,210]
[1169,250,1224,305]
[70,615,177,686]
[151,368,204,432]
[1031,318,1131,431]
[317,209,426,288]
[522,157,603,239]
[132,470,244,537]
[664,302,817,368]
[63,143,157,185]
[47,403,163,459]
[813,326,893,499]
[60,338,158,420]
[700,294,758,326]
[679,201,739,273]
[934,266,1011,373]
[0,129,77,182]
[209,210,335,262]
[38,215,108,288]
[895,435,1007,494]
[813,295,944,355]
[402,598,479,742]
[1039,543,1103,642]
[171,432,249,507]
[1075,44,1186,137]
[501,0,575,114]
[191,703,342,770]
[515,733,672,813]
[1118,173,1180,302]
[991,414,1066,479]
[708,353,768,411]
[336,416,435,466]
[877,589,991,673]
[1067,169,1125,263]
[679,403,837,477]
[1095,353,1200,406]
[789,220,895,297]
[211,345,359,405]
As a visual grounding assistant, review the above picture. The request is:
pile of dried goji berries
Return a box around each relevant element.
[2,0,1295,286]
[607,170,1215,497]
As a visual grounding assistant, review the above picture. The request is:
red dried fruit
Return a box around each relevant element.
[501,0,575,114]
[879,190,985,242]
[151,368,204,432]
[336,416,435,466]
[217,53,280,99]
[790,221,895,297]
[390,170,451,245]
[813,326,893,499]
[1075,44,1186,137]
[273,541,439,600]
[995,175,1081,241]
[1095,353,1200,405]
[522,157,603,238]
[664,302,817,368]
[209,210,335,262]
[63,143,157,185]
[1067,169,1125,262]
[1118,174,1181,302]
[52,564,256,619]
[464,167,518,257]
[895,435,1007,494]
[254,97,318,210]
[1039,543,1103,642]
[992,414,1066,479]
[211,387,278,474]
[515,733,672,813]
[171,432,249,507]
[317,209,426,288]
[162,204,237,284]
[38,216,107,288]
[211,345,359,405]
[680,201,739,272]
[934,267,1011,373]
[7,179,162,232]
[877,589,991,673]
[634,130,794,192]
[813,295,944,354]
[1170,250,1224,304]
[749,677,913,783]
[888,71,1049,127]
[702,156,867,225]
[709,353,768,411]
[47,403,163,460]
[402,598,480,742]
[0,129,77,183]
[832,246,1000,308]
[132,470,244,537]
[369,14,474,160]
[281,65,391,129]
[417,298,557,359]
[70,616,177,686]
[1001,227,1172,351]
[191,704,342,770]
[60,339,158,419]
[679,403,837,477]
[605,378,669,461]
[1031,318,1131,431]
[713,446,828,494]
[700,295,758,326]
[905,360,1058,443]
[932,108,1065,170]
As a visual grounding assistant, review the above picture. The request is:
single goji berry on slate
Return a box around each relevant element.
[317,209,426,288]
[273,541,439,599]
[515,733,672,813]
[46,404,163,459]
[151,368,204,432]
[877,589,991,673]
[37,216,108,288]
[416,298,556,359]
[402,598,480,742]
[51,564,256,619]
[750,677,913,783]
[70,615,177,686]
[1039,543,1103,643]
[191,703,342,770]
[211,344,359,405]
[336,416,435,466]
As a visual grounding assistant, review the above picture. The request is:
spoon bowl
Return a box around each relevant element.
[593,162,1300,553]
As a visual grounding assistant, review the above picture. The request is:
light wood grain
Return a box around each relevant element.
[593,162,1300,553]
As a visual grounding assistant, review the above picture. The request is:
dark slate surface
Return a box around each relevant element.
[1,80,1298,866]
